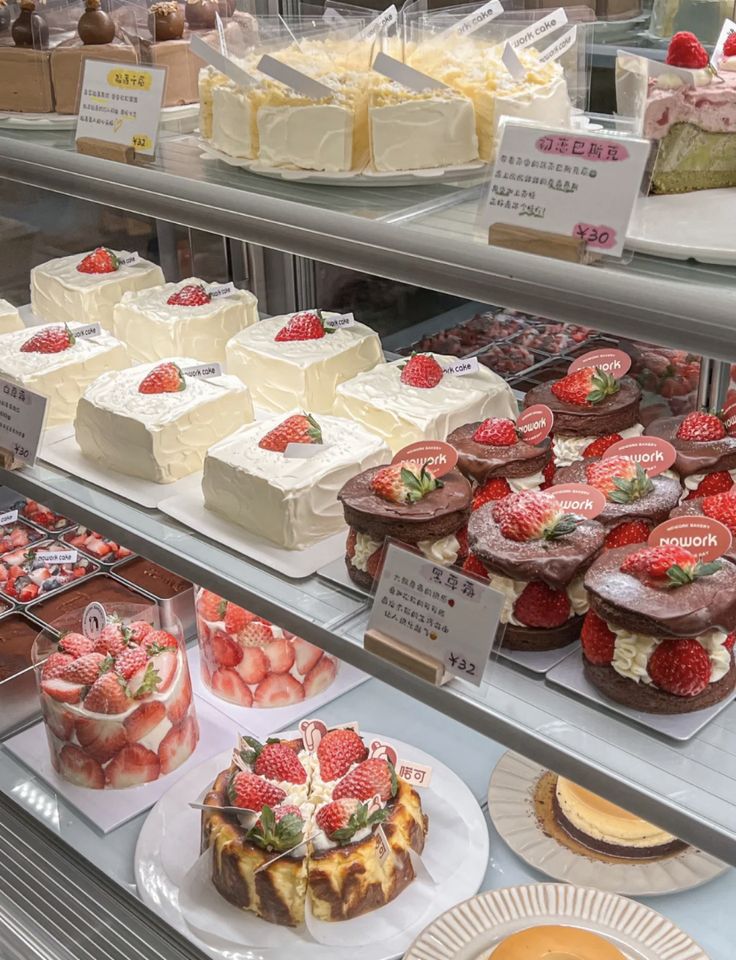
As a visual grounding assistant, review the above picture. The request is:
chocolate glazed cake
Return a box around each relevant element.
[645,416,736,482]
[447,421,550,486]
[671,494,736,563]
[525,376,641,437]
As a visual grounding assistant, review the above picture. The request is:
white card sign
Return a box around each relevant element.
[507,7,568,51]
[323,312,355,328]
[180,362,222,380]
[480,121,650,258]
[366,541,503,686]
[257,55,333,99]
[190,34,257,88]
[35,549,78,566]
[538,25,576,63]
[439,0,503,38]
[72,322,102,340]
[208,282,237,300]
[372,52,446,92]
[443,357,480,376]
[0,510,18,526]
[358,4,398,40]
[75,60,166,157]
[0,377,48,466]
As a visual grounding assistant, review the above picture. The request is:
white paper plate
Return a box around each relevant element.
[487,751,728,897]
[135,731,489,960]
[0,102,198,130]
[405,882,710,960]
[627,189,736,265]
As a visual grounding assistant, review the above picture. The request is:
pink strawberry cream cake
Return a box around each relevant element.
[37,620,198,788]
[582,544,736,713]
[201,727,427,925]
[645,411,736,499]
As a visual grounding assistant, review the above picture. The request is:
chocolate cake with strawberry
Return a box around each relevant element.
[670,489,736,564]
[582,544,736,713]
[645,411,736,500]
[338,462,472,590]
[553,455,681,549]
[467,490,605,651]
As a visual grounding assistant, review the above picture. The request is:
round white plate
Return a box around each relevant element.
[135,731,489,960]
[626,189,736,265]
[0,102,197,130]
[404,882,710,960]
[487,751,727,897]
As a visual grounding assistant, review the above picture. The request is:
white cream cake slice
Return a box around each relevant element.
[0,298,23,334]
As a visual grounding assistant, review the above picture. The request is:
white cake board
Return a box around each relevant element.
[2,694,239,834]
[158,485,347,579]
[627,189,736,265]
[546,649,736,742]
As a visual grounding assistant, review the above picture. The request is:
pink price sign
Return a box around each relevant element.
[516,404,554,445]
[568,348,631,379]
[648,516,732,562]
[547,483,606,519]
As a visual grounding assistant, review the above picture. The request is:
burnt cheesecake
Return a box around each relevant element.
[338,462,471,590]
[554,455,682,549]
[646,412,736,500]
[670,490,736,563]
[582,544,736,714]
[467,490,605,651]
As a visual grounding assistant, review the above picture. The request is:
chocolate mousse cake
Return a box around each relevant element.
[671,490,736,563]
[554,455,682,549]
[582,543,736,714]
[646,412,736,500]
[140,2,206,107]
[338,462,471,590]
[467,490,605,651]
[0,0,54,113]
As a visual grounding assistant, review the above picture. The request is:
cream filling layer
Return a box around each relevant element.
[507,470,546,493]
[682,467,736,496]
[610,622,731,685]
[487,572,588,626]
[552,423,644,467]
[351,531,460,571]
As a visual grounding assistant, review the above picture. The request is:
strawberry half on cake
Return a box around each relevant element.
[524,364,643,470]
[582,544,736,714]
[467,490,605,651]
[553,455,681,549]
[645,412,736,500]
[338,461,472,590]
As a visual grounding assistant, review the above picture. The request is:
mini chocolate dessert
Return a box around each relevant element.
[185,0,216,28]
[467,490,605,651]
[140,0,205,105]
[12,0,48,47]
[0,0,11,34]
[670,490,736,563]
[148,1,184,40]
[554,455,682,549]
[78,0,115,44]
[645,412,736,500]
[338,462,471,590]
[582,543,736,714]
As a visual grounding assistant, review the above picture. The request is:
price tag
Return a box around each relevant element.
[0,377,48,466]
[75,60,166,157]
[0,509,18,526]
[442,357,480,377]
[480,122,650,259]
[72,323,102,340]
[35,549,78,566]
[365,541,503,686]
[323,312,356,328]
[82,601,107,639]
[180,362,222,380]
[208,282,237,300]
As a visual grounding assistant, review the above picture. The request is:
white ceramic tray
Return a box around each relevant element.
[627,189,736,266]
[0,101,198,130]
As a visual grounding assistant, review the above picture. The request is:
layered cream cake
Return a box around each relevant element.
[225,311,383,414]
[75,358,253,483]
[0,299,22,333]
[211,81,258,159]
[334,353,518,454]
[112,278,258,364]
[203,412,390,548]
[31,249,165,329]
[0,323,128,427]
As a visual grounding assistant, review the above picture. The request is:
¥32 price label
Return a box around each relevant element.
[446,651,477,679]
[0,377,48,466]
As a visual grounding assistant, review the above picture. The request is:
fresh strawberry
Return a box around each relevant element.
[229,771,286,810]
[76,246,119,274]
[317,728,368,781]
[494,490,577,543]
[253,673,304,707]
[42,699,74,741]
[399,353,444,388]
[106,744,161,788]
[666,31,709,69]
[371,462,442,504]
[20,324,75,355]
[604,520,651,549]
[648,638,711,697]
[94,622,128,656]
[127,620,153,644]
[165,666,193,725]
[582,434,622,458]
[150,650,177,693]
[124,701,166,742]
[274,310,329,342]
[234,646,269,685]
[127,660,160,699]
[304,656,337,697]
[239,620,273,647]
[585,456,653,503]
[241,737,307,784]
[472,418,518,446]
[724,33,736,57]
[41,652,74,680]
[333,758,397,803]
[75,717,128,763]
[145,630,178,654]
[346,529,384,580]
[138,361,186,395]
[551,366,619,407]
[580,610,616,664]
[115,644,148,680]
[541,458,556,489]
[223,602,251,634]
[211,631,243,667]
[316,798,387,843]
[701,490,736,532]
[512,580,571,628]
[158,714,198,775]
[462,553,489,580]
[197,589,225,622]
[258,414,323,453]
[472,477,512,511]
[61,652,105,684]
[58,744,104,789]
[211,668,253,705]
[676,411,726,442]
[248,803,305,852]
[166,283,211,306]
[84,672,133,714]
[264,639,295,675]
[685,471,734,499]
[41,677,84,704]
[59,632,95,658]
[725,632,736,652]
[620,544,721,588]
[292,637,324,676]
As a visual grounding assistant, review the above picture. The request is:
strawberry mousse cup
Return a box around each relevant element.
[582,544,736,714]
[467,490,605,651]
[645,412,736,500]
[196,588,339,708]
[33,603,198,789]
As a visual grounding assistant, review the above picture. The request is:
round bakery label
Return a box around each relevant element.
[516,404,554,445]
[82,602,107,640]
[721,400,736,436]
[547,483,606,519]
[392,441,458,477]
[568,348,631,379]
[648,516,732,562]
[602,437,676,477]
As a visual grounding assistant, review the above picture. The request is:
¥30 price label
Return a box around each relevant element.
[0,377,48,466]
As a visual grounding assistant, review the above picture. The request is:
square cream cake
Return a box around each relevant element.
[0,323,128,428]
[211,82,258,159]
[0,299,22,334]
[333,354,518,453]
[31,249,164,329]
[225,312,383,414]
[202,412,390,548]
[75,358,253,484]
[112,278,259,364]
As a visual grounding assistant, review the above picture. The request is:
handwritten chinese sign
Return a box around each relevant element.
[0,377,48,465]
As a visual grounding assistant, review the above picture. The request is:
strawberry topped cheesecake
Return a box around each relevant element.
[467,490,605,651]
[554,455,681,549]
[112,278,258,365]
[31,248,164,329]
[582,544,736,713]
[201,727,427,925]
[645,411,736,499]
[338,461,472,590]
[525,365,643,470]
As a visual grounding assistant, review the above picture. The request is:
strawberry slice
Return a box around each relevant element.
[75,717,128,763]
[303,656,337,698]
[106,744,161,788]
[233,647,268,685]
[292,637,323,676]
[264,639,295,675]
[124,701,166,742]
[158,714,199,775]
[165,667,193,726]
[253,673,304,707]
[41,677,84,703]
[150,650,177,693]
[210,631,243,667]
[211,668,253,705]
[59,744,105,789]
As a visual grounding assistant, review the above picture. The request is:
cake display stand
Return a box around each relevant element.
[626,189,736,266]
[135,732,489,960]
[487,751,728,897]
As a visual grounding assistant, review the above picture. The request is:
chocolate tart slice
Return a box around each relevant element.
[525,376,641,437]
[447,421,550,485]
